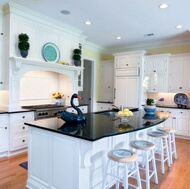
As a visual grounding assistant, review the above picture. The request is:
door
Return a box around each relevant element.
[79,59,93,112]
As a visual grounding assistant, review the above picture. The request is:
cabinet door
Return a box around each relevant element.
[181,58,190,91]
[0,13,3,89]
[115,56,140,68]
[0,115,8,153]
[115,76,139,107]
[150,74,167,92]
[101,61,114,101]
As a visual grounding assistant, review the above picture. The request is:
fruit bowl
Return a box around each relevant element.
[116,109,133,122]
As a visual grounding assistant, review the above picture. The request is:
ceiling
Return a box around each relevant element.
[1,0,190,51]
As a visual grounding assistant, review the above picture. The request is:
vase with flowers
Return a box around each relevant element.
[52,92,64,106]
[144,98,156,114]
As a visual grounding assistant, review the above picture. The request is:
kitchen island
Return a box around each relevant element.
[25,109,168,189]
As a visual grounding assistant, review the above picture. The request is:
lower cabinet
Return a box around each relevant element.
[96,103,113,111]
[66,105,88,114]
[9,111,34,151]
[158,107,190,137]
[0,114,8,154]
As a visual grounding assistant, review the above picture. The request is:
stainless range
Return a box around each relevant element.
[22,104,67,120]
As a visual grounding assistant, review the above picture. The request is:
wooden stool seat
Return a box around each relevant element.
[158,127,176,133]
[130,140,158,189]
[108,149,138,163]
[102,149,142,189]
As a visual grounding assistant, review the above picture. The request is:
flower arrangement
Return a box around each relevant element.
[52,92,64,99]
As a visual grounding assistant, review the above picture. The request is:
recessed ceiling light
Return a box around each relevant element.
[159,3,169,9]
[176,25,183,29]
[116,36,121,40]
[85,21,92,25]
[60,10,71,15]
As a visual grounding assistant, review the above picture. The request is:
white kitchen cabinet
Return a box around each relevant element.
[66,105,88,114]
[115,55,140,68]
[144,54,170,92]
[100,60,114,101]
[0,12,3,89]
[96,103,113,111]
[157,107,190,137]
[9,111,34,151]
[169,54,190,92]
[0,114,8,154]
[115,76,139,108]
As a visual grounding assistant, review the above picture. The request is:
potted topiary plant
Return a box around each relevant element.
[18,33,30,58]
[144,98,156,114]
[72,48,81,66]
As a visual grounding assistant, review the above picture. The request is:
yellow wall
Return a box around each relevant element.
[146,44,190,55]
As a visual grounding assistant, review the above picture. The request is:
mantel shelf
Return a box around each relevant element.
[10,56,83,76]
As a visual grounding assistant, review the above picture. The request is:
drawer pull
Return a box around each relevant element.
[23,127,25,129]
[5,127,7,129]
[22,116,25,118]
[126,64,128,66]
[23,140,25,142]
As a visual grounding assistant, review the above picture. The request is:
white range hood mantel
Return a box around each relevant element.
[10,56,83,78]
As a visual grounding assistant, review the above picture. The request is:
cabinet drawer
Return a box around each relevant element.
[116,68,139,76]
[11,112,34,122]
[10,136,28,151]
[12,123,28,134]
[115,56,140,68]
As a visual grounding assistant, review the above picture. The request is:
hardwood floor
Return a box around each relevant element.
[0,138,189,189]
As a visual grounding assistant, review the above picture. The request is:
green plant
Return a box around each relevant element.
[18,33,30,51]
[146,98,154,106]
[72,48,81,61]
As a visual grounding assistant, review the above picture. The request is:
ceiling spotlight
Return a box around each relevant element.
[116,36,121,40]
[85,21,92,25]
[176,25,183,29]
[60,10,71,15]
[159,3,169,9]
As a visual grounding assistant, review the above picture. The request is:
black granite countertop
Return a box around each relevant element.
[156,105,190,110]
[24,109,167,142]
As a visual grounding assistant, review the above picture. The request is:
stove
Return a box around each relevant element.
[22,104,67,120]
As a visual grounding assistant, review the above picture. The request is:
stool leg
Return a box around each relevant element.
[160,138,165,174]
[164,137,170,167]
[123,163,129,189]
[116,162,120,189]
[151,149,158,184]
[168,133,173,164]
[135,161,142,189]
[172,132,177,160]
[145,151,150,189]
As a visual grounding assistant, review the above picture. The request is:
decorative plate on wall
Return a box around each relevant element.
[174,93,189,106]
[42,43,60,63]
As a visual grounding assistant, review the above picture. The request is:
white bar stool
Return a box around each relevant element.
[147,130,170,174]
[157,127,177,164]
[102,149,142,189]
[130,140,158,189]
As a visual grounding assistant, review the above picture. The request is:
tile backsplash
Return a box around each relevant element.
[20,70,72,105]
[148,92,190,106]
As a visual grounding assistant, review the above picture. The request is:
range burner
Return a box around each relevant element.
[22,104,67,120]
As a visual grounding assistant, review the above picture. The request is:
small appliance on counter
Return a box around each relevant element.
[174,93,189,108]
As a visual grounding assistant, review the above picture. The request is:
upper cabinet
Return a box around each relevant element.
[169,53,190,92]
[144,54,170,92]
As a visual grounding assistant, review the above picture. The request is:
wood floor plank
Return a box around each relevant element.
[0,138,189,189]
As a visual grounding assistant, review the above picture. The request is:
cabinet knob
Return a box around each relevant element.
[23,127,25,129]
[181,112,183,114]
[0,82,3,84]
[173,117,176,119]
[5,127,7,129]
[22,140,25,142]
[108,86,110,88]
[22,116,25,118]
[126,64,128,66]
[179,87,182,89]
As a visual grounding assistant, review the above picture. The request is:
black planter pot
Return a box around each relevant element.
[74,60,81,66]
[20,50,28,58]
